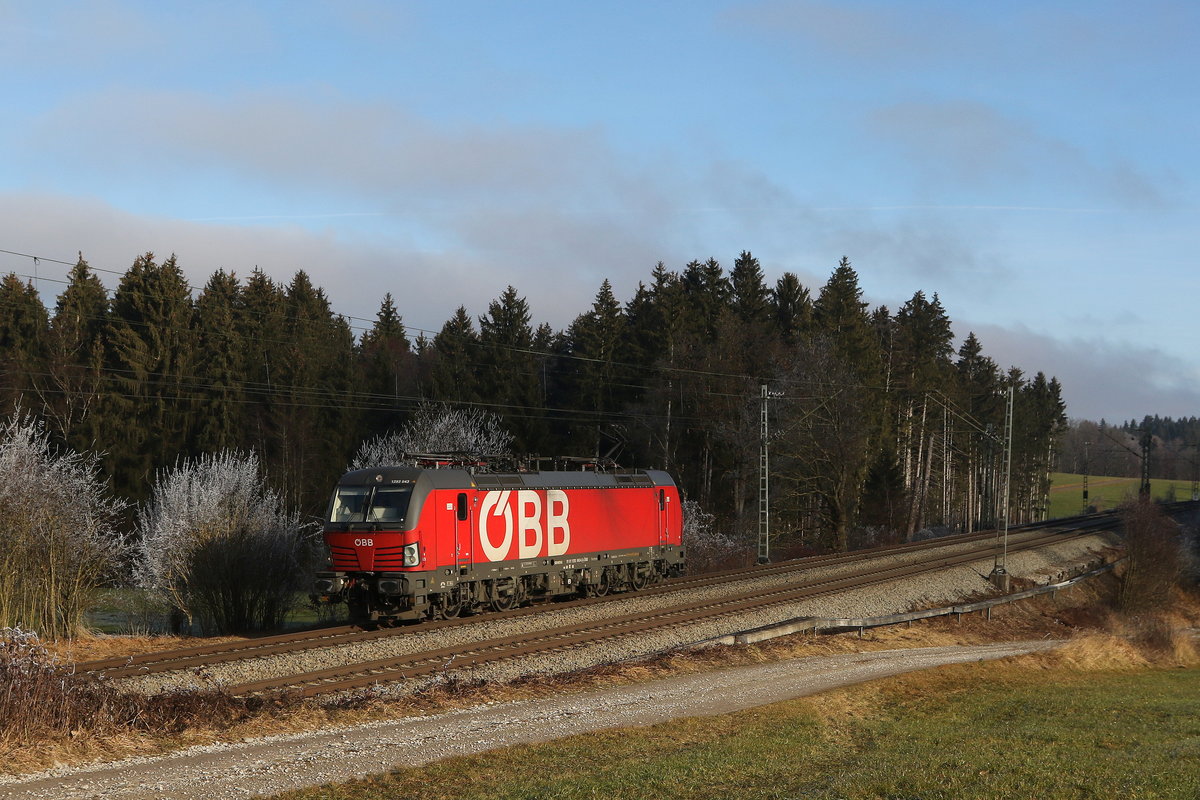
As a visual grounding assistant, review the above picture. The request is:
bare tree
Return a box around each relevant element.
[774,339,876,552]
[0,412,125,639]
[135,451,318,634]
[351,403,514,468]
[1118,499,1184,611]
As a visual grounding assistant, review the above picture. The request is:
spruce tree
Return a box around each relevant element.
[478,286,542,451]
[237,268,288,466]
[729,250,771,328]
[193,270,245,453]
[771,272,812,345]
[953,332,1003,530]
[0,273,49,415]
[566,279,627,457]
[812,257,877,374]
[894,291,954,392]
[275,270,356,510]
[426,306,480,404]
[41,256,108,449]
[680,258,730,341]
[102,253,195,500]
[359,292,414,438]
[623,263,690,471]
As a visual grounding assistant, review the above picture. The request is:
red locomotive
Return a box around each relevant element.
[313,459,685,623]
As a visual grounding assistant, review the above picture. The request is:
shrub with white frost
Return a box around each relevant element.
[0,412,124,639]
[682,498,743,573]
[135,451,318,634]
[352,403,514,468]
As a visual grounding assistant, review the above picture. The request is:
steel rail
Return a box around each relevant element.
[228,522,1117,697]
[82,514,1122,679]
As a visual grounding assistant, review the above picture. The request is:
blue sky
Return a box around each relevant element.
[1,0,1197,422]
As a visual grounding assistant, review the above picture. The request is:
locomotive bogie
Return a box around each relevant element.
[315,466,684,625]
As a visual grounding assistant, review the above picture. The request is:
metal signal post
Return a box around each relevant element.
[991,386,1014,591]
[758,385,783,563]
[1081,440,1090,515]
[1139,429,1153,498]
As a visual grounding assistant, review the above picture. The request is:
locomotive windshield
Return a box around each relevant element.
[328,484,414,524]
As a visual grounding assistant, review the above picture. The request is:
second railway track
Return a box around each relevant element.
[225,522,1115,697]
[85,512,1126,697]
[83,517,1103,679]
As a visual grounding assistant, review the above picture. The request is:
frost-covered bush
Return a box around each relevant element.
[682,499,743,573]
[0,412,125,639]
[135,451,318,634]
[352,403,514,468]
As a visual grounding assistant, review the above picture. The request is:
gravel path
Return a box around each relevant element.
[0,639,1060,800]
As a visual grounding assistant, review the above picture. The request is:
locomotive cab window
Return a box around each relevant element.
[368,486,414,522]
[456,493,469,521]
[329,485,414,524]
[330,487,370,522]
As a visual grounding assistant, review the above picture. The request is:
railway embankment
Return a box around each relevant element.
[117,527,1121,697]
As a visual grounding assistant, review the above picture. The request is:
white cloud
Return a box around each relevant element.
[721,0,937,62]
[26,89,637,211]
[868,101,1166,207]
[969,321,1200,422]
[0,190,678,337]
[725,0,1197,75]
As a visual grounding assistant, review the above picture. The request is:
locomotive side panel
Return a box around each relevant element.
[315,467,685,624]
[468,485,667,567]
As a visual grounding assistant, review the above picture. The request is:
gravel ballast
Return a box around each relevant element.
[123,530,1118,697]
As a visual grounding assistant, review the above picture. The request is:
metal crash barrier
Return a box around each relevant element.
[706,558,1122,647]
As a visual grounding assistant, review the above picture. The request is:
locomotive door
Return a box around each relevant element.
[454,492,473,575]
[657,488,668,546]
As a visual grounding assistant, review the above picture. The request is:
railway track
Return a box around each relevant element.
[80,514,1113,681]
[224,522,1115,697]
[80,511,1127,697]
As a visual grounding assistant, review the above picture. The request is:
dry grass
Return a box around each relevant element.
[0,628,299,774]
[45,632,248,664]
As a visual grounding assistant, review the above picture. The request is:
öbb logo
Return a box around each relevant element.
[478,490,570,561]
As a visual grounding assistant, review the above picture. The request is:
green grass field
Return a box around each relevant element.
[277,666,1200,800]
[1049,472,1198,518]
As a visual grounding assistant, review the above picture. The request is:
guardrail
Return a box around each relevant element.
[707,558,1122,646]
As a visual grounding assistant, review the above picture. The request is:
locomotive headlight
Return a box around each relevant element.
[313,574,345,594]
[377,577,403,595]
[402,541,421,567]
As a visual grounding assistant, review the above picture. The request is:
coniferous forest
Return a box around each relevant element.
[0,250,1068,556]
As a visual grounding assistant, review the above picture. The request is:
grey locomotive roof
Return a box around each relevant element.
[337,466,675,490]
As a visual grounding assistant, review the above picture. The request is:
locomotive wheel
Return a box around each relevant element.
[590,569,611,597]
[489,578,519,612]
[630,562,649,591]
[433,592,463,620]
